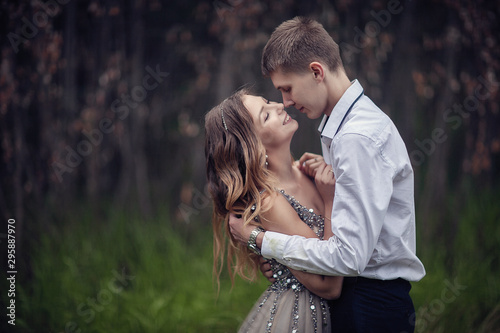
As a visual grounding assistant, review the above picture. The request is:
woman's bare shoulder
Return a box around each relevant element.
[259,190,317,238]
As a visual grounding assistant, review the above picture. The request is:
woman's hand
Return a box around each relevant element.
[298,152,324,178]
[314,162,336,207]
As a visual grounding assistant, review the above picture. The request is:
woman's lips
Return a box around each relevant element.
[283,112,292,124]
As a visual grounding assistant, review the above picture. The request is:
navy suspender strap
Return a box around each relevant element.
[334,90,364,136]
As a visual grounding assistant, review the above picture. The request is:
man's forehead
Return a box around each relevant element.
[270,70,292,88]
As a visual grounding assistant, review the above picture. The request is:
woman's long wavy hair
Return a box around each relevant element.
[205,89,277,289]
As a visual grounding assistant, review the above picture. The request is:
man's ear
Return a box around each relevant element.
[309,62,325,82]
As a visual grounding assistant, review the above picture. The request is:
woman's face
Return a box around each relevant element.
[242,95,298,149]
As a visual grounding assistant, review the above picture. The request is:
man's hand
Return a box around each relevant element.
[228,213,255,245]
[229,214,272,281]
[259,257,275,283]
[298,152,324,178]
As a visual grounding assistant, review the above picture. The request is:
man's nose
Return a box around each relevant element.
[282,94,294,108]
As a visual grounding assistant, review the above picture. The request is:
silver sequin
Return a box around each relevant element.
[240,190,329,333]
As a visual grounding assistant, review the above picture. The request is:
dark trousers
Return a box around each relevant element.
[328,277,415,333]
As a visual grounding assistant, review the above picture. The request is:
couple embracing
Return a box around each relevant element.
[205,17,425,333]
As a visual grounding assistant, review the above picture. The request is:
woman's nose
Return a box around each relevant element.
[276,103,285,113]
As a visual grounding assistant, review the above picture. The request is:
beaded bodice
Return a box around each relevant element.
[267,190,325,292]
[241,190,329,333]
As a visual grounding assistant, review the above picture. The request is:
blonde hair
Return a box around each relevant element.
[205,89,277,289]
[261,16,344,76]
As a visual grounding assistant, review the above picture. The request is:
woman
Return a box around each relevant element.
[205,88,343,332]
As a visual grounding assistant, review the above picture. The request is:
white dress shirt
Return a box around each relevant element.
[261,80,426,281]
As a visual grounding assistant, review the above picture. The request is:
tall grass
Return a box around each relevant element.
[6,189,500,332]
[410,189,500,332]
[13,207,268,332]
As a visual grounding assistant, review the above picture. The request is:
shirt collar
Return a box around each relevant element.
[318,79,364,139]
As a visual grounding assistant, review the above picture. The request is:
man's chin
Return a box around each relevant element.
[305,111,322,120]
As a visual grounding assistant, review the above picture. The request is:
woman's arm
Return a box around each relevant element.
[260,192,342,300]
[313,162,336,240]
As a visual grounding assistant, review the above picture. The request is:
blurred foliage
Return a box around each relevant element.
[410,188,500,332]
[0,0,499,331]
[2,205,269,332]
[0,188,497,332]
[1,0,499,240]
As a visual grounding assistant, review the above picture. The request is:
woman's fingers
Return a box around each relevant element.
[315,163,336,189]
[299,152,325,177]
[298,152,321,165]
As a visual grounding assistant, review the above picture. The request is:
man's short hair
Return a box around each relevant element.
[261,16,344,77]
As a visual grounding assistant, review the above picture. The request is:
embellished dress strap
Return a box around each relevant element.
[277,189,325,240]
[238,188,331,333]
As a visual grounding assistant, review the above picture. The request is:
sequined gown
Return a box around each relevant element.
[238,190,331,333]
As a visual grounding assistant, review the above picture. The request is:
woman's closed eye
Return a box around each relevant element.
[263,98,270,121]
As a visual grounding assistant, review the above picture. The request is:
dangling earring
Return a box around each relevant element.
[265,155,269,168]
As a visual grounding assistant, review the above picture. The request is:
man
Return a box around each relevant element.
[229,17,425,332]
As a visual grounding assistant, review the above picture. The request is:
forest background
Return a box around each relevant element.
[1,0,499,332]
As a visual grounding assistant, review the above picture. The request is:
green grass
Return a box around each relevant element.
[410,189,500,332]
[12,207,268,332]
[5,189,500,332]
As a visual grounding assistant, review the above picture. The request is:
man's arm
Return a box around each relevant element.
[234,192,343,298]
[231,134,395,277]
[229,158,335,251]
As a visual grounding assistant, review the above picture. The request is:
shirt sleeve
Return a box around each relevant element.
[261,133,396,276]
